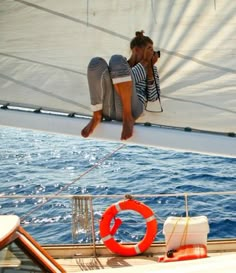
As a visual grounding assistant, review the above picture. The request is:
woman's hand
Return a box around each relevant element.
[146,50,159,80]
[152,51,159,65]
[143,44,154,63]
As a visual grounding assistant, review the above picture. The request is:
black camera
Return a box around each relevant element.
[154,50,160,58]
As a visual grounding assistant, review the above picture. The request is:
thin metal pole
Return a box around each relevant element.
[184,193,189,217]
[89,197,97,257]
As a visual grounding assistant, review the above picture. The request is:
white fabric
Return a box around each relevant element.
[112,76,132,84]
[91,103,103,112]
[0,0,235,135]
[0,215,20,241]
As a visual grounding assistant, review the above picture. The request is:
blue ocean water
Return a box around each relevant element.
[0,127,235,244]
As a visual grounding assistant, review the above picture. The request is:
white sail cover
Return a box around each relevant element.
[0,0,235,155]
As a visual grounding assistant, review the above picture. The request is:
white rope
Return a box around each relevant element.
[1,190,235,199]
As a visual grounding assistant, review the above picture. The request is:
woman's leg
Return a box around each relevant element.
[81,57,114,137]
[109,55,143,140]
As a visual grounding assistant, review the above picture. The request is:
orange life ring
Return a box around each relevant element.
[99,199,157,256]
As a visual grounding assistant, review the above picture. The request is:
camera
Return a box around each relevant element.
[154,50,160,58]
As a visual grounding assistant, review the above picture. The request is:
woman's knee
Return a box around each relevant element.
[88,57,108,72]
[109,54,128,69]
[87,57,109,83]
[109,55,131,80]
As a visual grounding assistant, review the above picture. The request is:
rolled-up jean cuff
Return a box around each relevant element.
[112,76,132,84]
[91,103,102,111]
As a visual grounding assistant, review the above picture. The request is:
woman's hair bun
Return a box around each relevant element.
[130,30,152,49]
[135,30,144,37]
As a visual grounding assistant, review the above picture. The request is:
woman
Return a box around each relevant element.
[81,31,160,140]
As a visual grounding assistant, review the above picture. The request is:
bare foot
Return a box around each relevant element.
[121,117,135,140]
[81,111,102,138]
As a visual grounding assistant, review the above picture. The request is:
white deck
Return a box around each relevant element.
[56,252,236,273]
[44,240,236,272]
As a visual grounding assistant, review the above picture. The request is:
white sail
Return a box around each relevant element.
[0,0,235,156]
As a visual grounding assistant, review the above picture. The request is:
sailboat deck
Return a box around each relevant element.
[44,240,236,272]
[56,252,236,273]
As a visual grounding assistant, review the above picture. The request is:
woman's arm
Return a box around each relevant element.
[131,62,147,83]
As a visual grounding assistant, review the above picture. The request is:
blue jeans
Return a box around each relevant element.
[87,55,143,121]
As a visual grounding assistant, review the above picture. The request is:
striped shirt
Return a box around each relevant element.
[131,63,160,106]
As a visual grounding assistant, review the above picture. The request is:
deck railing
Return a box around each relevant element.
[0,191,236,251]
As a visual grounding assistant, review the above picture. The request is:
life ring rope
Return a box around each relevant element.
[99,199,158,256]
